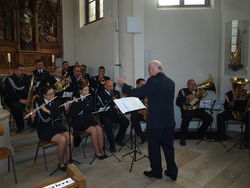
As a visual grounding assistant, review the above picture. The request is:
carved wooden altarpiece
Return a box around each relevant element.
[0,0,62,74]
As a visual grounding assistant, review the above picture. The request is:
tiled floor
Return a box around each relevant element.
[0,129,250,188]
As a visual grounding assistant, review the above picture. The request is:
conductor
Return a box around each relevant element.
[117,60,178,181]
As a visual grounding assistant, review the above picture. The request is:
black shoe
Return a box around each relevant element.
[115,140,125,147]
[180,139,186,146]
[58,164,66,172]
[139,136,146,144]
[96,154,107,160]
[110,145,117,153]
[164,170,177,181]
[15,127,24,134]
[143,171,162,179]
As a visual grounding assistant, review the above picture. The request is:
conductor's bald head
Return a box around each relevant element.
[148,60,162,76]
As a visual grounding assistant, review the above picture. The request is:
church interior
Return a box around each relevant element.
[0,0,250,187]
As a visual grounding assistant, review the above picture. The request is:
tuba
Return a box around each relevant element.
[182,75,216,110]
[230,77,250,120]
[54,72,70,93]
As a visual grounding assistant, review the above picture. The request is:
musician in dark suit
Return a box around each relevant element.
[217,90,245,140]
[31,86,73,171]
[62,61,70,76]
[67,82,107,159]
[4,64,29,133]
[90,66,110,95]
[32,59,50,90]
[97,80,129,152]
[176,79,213,146]
[130,78,147,144]
[69,65,84,97]
[118,60,178,181]
[80,64,91,83]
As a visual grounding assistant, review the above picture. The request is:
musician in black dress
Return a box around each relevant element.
[4,64,29,133]
[176,79,213,146]
[68,83,107,159]
[130,78,147,143]
[31,86,73,171]
[90,66,110,95]
[97,80,129,152]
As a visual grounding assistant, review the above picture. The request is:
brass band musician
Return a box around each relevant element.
[90,66,110,95]
[176,79,213,146]
[32,59,50,90]
[4,64,30,133]
[217,77,249,141]
[67,82,107,159]
[130,78,147,144]
[96,80,129,152]
[31,86,73,171]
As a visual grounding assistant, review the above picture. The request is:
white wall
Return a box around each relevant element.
[73,0,115,80]
[62,0,75,64]
[144,0,220,127]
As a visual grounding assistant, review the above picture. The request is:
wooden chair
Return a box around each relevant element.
[0,124,17,184]
[33,140,57,171]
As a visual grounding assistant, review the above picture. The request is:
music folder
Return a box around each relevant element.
[113,97,146,114]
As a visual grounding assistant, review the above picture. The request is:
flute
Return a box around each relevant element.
[24,96,57,119]
[59,94,91,108]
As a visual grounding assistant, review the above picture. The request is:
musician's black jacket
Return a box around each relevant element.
[67,95,95,118]
[4,74,29,106]
[90,75,110,93]
[39,75,64,97]
[32,69,50,84]
[122,72,175,129]
[96,89,120,114]
[33,97,66,140]
[69,74,82,97]
[176,88,195,111]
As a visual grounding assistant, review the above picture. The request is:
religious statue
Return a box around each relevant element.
[20,0,34,50]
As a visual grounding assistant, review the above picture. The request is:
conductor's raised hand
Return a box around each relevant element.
[117,77,126,87]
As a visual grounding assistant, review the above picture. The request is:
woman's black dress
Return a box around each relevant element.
[34,98,67,141]
[68,95,99,131]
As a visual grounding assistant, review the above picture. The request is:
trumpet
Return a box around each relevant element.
[24,96,57,119]
[59,94,91,108]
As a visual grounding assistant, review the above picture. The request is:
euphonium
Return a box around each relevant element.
[230,77,250,120]
[54,72,70,93]
[182,75,216,110]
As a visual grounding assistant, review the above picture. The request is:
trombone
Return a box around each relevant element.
[24,96,57,119]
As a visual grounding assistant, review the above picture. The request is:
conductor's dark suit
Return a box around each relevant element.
[122,72,178,178]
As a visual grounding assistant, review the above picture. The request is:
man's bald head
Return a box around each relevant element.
[104,80,114,92]
[148,60,162,76]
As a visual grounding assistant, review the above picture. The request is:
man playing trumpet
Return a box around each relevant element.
[176,79,213,146]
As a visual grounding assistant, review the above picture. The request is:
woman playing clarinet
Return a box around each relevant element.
[31,85,73,171]
[68,82,107,159]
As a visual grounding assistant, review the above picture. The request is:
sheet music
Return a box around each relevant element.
[114,97,146,114]
[200,100,224,110]
[92,106,110,114]
[43,177,75,188]
[62,91,73,98]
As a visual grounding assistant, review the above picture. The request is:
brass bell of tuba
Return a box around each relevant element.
[182,74,216,110]
[230,77,250,120]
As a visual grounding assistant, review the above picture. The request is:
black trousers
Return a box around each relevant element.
[8,102,25,130]
[101,112,129,147]
[180,109,213,138]
[147,127,178,176]
[130,111,145,140]
[216,111,234,137]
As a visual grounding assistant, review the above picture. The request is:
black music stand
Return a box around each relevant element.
[196,100,226,147]
[49,117,80,176]
[122,120,148,172]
